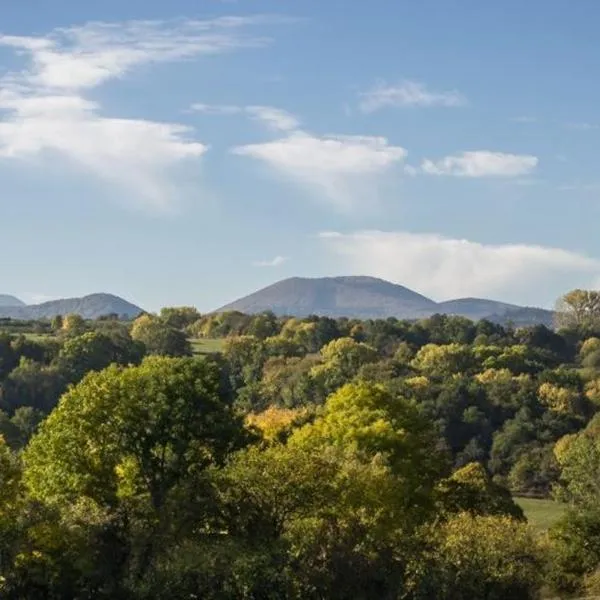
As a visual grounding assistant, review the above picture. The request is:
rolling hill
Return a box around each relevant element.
[0,293,143,320]
[0,295,25,307]
[216,276,554,326]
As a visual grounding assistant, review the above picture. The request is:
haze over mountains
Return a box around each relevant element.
[0,294,143,320]
[217,276,555,326]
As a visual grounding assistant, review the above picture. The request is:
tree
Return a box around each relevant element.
[411,343,474,377]
[23,356,252,587]
[24,356,249,508]
[546,509,600,596]
[159,306,201,330]
[246,312,279,340]
[55,332,123,382]
[0,333,17,379]
[3,358,66,413]
[130,315,190,357]
[216,381,445,600]
[416,513,543,600]
[555,289,600,332]
[61,313,86,337]
[290,382,447,517]
[436,462,524,519]
[553,421,600,509]
[223,335,266,390]
[51,315,63,331]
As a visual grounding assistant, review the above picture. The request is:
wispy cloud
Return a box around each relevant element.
[0,18,270,91]
[564,122,598,131]
[252,255,288,267]
[559,182,600,192]
[359,80,466,113]
[319,230,600,306]
[189,103,243,115]
[245,105,299,131]
[0,17,273,211]
[233,131,407,210]
[421,151,538,177]
[191,102,299,131]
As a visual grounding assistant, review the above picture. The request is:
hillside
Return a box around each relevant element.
[0,295,25,307]
[0,293,143,320]
[218,276,439,319]
[217,276,554,325]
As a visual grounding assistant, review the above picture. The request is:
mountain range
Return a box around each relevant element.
[217,276,555,327]
[0,277,556,326]
[0,294,143,320]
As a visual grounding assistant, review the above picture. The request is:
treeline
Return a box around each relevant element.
[0,291,599,597]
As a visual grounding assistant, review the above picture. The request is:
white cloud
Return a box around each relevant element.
[190,103,243,115]
[319,230,600,306]
[0,18,269,91]
[233,131,407,209]
[252,255,288,267]
[0,17,272,211]
[190,102,299,131]
[246,105,299,131]
[359,80,466,113]
[421,151,538,177]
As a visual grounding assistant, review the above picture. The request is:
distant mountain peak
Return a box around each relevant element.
[0,293,143,320]
[0,295,25,308]
[216,276,553,326]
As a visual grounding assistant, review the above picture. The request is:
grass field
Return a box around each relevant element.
[190,338,225,355]
[515,497,568,533]
[22,333,55,342]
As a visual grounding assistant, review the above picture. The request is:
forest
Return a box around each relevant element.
[1,290,600,598]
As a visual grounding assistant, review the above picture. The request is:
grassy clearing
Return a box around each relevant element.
[515,496,568,533]
[22,333,55,342]
[190,338,225,355]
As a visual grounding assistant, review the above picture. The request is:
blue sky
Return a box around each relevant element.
[2,0,600,312]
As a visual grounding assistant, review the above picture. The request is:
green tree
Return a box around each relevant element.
[24,356,248,508]
[61,313,86,337]
[131,315,191,357]
[54,331,122,382]
[436,462,524,519]
[23,356,251,585]
[414,513,543,600]
[411,343,474,377]
[159,306,201,330]
[555,289,600,332]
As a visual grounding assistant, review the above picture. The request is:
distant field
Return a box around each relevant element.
[515,497,568,532]
[22,333,55,342]
[190,338,225,355]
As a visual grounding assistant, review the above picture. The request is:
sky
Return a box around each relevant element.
[2,0,600,312]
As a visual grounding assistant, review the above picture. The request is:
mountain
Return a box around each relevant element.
[0,295,25,307]
[0,293,143,320]
[436,298,522,321]
[218,276,439,319]
[216,276,554,326]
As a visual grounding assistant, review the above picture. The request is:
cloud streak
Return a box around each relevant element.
[421,151,538,177]
[320,230,600,306]
[191,102,299,131]
[359,80,466,112]
[252,255,288,267]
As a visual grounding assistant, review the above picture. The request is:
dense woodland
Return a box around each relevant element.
[1,290,600,597]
